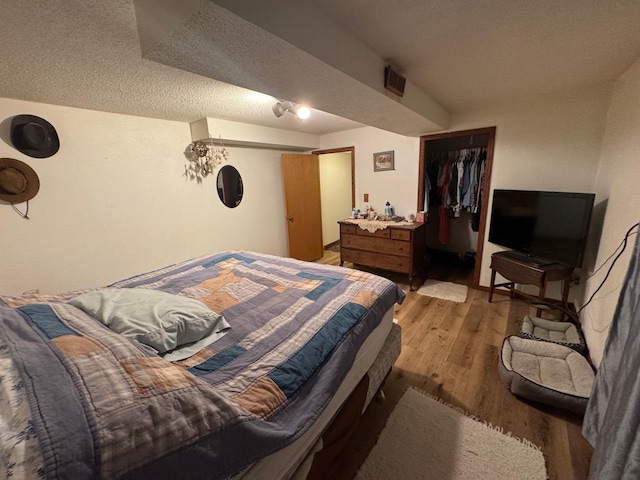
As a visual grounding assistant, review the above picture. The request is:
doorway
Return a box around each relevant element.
[313,146,355,249]
[281,147,355,261]
[417,127,496,288]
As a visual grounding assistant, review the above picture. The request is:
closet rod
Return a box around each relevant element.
[426,145,486,154]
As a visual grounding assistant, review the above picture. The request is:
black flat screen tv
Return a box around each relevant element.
[488,189,595,267]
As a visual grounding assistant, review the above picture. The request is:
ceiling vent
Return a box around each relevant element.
[384,65,406,97]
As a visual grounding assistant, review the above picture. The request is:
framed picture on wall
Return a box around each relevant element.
[373,151,394,172]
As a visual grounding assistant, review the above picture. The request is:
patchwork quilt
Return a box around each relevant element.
[0,251,404,479]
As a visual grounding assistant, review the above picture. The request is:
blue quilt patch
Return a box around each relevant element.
[203,253,257,269]
[268,302,366,397]
[297,272,342,301]
[17,304,80,339]
[189,345,247,376]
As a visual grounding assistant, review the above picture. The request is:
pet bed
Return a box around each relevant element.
[520,315,587,354]
[498,336,594,414]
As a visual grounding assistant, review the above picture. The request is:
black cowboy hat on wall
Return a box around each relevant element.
[10,114,60,158]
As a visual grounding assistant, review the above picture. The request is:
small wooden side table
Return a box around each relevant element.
[489,251,574,318]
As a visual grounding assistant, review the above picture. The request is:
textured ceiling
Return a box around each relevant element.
[0,0,361,136]
[1,0,639,137]
[316,0,640,111]
[136,0,448,136]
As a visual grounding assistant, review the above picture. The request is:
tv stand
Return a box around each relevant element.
[500,250,557,268]
[489,251,574,318]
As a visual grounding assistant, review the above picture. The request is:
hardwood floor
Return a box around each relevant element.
[317,250,593,480]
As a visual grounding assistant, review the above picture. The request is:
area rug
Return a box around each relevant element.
[356,387,547,480]
[417,279,468,303]
[324,240,340,253]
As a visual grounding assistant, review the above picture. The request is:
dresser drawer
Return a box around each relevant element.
[340,224,357,235]
[341,234,410,257]
[355,228,391,239]
[390,229,411,241]
[341,248,410,274]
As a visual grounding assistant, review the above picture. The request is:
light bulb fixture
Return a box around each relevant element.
[293,105,311,119]
[272,100,311,120]
[271,100,294,118]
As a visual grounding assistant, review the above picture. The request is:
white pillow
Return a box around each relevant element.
[68,288,229,356]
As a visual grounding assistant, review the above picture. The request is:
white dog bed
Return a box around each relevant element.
[498,336,594,414]
[520,315,587,354]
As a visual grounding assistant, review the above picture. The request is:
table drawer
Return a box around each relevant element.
[491,256,544,284]
[341,248,410,274]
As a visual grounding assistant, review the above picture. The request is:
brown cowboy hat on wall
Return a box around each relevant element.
[10,114,60,158]
[0,158,40,203]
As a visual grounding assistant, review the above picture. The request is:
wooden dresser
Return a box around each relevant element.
[338,220,426,288]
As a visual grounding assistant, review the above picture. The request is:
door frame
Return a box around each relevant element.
[417,127,496,289]
[312,146,356,208]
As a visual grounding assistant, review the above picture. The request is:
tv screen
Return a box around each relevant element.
[488,189,595,267]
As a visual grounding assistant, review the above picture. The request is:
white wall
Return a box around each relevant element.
[319,127,420,220]
[581,57,640,368]
[450,84,612,292]
[319,152,351,246]
[0,98,289,295]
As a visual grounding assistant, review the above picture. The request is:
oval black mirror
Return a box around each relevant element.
[217,165,243,208]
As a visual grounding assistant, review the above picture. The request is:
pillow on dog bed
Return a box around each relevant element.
[498,336,594,414]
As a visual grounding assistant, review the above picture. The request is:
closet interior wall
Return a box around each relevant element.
[418,128,495,287]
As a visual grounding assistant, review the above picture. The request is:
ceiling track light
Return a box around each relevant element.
[272,100,311,120]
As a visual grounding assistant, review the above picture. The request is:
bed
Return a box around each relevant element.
[0,250,404,479]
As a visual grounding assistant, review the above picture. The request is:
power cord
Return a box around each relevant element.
[577,221,640,315]
[530,298,579,324]
[579,230,637,284]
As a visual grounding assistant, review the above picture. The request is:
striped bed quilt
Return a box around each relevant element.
[0,251,405,479]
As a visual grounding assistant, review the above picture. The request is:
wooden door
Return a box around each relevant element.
[281,153,324,261]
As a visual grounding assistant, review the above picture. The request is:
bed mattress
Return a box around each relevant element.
[0,251,405,479]
[237,308,397,480]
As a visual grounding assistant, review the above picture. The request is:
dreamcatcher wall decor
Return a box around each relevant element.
[183,137,230,182]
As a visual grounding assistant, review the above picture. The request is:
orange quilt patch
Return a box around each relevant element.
[234,377,287,418]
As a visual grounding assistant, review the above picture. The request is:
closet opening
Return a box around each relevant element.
[417,127,496,289]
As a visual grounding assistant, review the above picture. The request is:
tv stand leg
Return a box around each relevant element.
[489,269,497,302]
[561,280,571,321]
[536,282,548,317]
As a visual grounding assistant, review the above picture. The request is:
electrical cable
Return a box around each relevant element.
[579,231,637,284]
[578,221,639,315]
[529,298,579,324]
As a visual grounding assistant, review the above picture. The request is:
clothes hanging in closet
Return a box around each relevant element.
[424,147,487,243]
